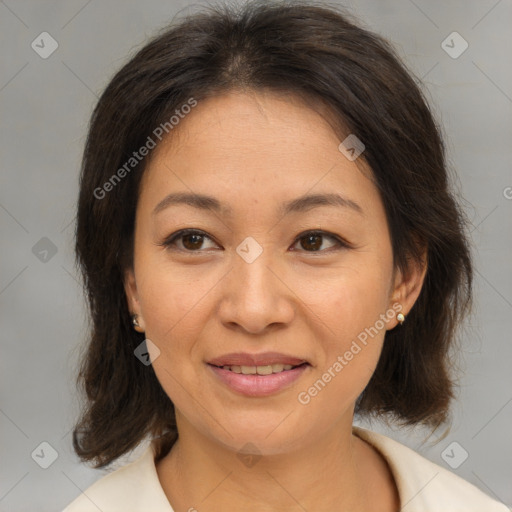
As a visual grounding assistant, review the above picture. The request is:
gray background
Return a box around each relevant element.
[1,0,511,510]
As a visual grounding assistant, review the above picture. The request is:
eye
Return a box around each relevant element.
[159,229,350,253]
[160,229,220,252]
[290,230,349,252]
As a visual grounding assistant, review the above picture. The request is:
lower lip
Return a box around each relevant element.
[208,364,309,397]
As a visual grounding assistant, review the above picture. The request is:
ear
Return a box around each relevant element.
[388,249,427,329]
[124,267,146,333]
[123,267,140,314]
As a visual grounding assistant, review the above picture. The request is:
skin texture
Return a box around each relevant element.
[124,91,426,511]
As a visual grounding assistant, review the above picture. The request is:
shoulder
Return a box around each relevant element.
[62,441,174,512]
[353,426,510,512]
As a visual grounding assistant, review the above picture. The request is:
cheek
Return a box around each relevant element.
[137,261,217,340]
[134,269,215,408]
[301,260,392,338]
[140,271,210,421]
[297,256,393,392]
[296,283,390,420]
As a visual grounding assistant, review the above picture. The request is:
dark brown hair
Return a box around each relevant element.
[73,0,472,468]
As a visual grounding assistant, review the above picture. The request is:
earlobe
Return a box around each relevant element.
[131,313,145,333]
[389,251,427,327]
[123,268,145,332]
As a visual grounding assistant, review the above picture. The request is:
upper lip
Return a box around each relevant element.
[207,352,308,367]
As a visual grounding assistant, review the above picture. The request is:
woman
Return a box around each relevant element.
[64,1,508,511]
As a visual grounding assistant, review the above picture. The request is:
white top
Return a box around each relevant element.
[63,426,509,512]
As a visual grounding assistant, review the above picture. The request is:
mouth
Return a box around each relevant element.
[207,351,309,368]
[208,362,309,375]
[206,352,311,397]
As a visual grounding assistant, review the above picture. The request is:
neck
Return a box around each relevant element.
[155,415,394,512]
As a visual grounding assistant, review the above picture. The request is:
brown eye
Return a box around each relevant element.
[292,231,348,252]
[181,233,205,250]
[300,233,323,251]
[162,229,219,252]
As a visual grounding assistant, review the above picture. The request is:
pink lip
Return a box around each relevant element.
[207,352,308,367]
[207,363,309,397]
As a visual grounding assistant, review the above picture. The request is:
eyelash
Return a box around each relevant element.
[158,229,352,254]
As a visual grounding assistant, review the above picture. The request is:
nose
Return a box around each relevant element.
[217,246,295,335]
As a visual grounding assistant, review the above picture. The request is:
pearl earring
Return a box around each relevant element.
[132,314,145,332]
[397,312,405,325]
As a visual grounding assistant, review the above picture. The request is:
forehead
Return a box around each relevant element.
[139,91,379,215]
[152,91,345,162]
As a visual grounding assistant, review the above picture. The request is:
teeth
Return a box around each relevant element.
[256,365,273,375]
[220,363,301,374]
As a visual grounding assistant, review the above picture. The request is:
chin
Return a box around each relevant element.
[197,409,311,455]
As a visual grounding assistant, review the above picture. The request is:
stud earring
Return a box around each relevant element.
[131,314,144,332]
[397,312,405,325]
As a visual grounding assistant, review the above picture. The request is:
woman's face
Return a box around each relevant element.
[125,91,414,455]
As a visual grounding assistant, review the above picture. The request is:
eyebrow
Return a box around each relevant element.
[152,191,363,217]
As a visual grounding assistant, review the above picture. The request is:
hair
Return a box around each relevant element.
[73,0,472,468]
